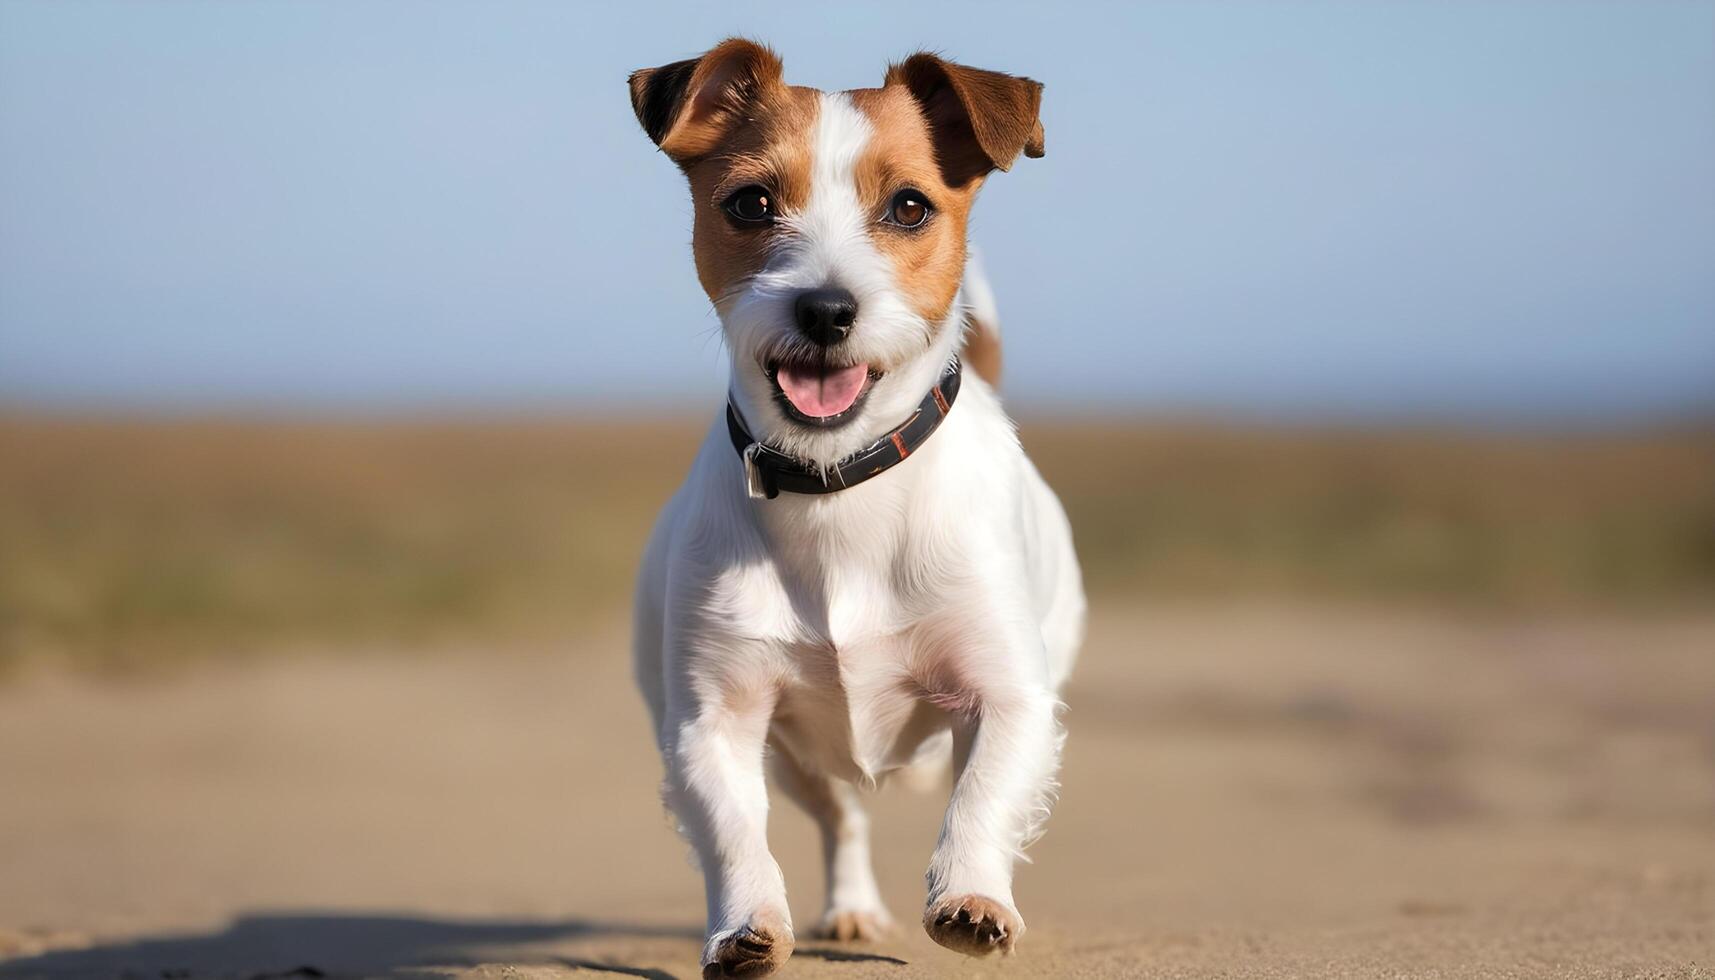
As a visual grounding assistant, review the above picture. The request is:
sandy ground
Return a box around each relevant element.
[1,602,1712,979]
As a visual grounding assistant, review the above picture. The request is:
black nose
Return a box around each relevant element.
[793,288,858,346]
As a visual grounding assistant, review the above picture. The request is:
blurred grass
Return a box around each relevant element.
[2,414,1712,669]
[1029,421,1715,606]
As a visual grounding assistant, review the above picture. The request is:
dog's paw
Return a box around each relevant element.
[812,905,895,942]
[923,894,1022,957]
[701,914,794,979]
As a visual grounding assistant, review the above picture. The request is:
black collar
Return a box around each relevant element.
[726,360,962,499]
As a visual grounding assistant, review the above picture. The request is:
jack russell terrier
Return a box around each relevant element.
[628,39,1084,978]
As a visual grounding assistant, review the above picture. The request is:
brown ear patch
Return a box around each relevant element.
[628,38,785,164]
[628,57,699,146]
[885,53,1044,187]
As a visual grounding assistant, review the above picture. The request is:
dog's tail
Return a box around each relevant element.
[960,248,1004,388]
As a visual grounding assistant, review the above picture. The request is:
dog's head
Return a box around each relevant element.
[629,40,1044,465]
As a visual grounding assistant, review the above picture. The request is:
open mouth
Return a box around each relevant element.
[767,357,881,428]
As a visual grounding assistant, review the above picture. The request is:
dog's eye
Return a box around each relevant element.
[723,186,775,224]
[885,189,933,229]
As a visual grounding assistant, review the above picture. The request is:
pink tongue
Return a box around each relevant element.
[776,362,870,418]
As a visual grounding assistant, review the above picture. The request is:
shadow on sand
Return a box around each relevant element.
[0,912,704,980]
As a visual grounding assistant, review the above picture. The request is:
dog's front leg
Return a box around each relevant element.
[922,672,1061,958]
[665,682,794,978]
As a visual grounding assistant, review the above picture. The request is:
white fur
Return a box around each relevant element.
[635,90,1085,970]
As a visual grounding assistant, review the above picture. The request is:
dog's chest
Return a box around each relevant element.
[728,526,955,781]
[772,631,946,782]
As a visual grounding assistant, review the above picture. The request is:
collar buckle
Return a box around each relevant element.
[741,443,777,500]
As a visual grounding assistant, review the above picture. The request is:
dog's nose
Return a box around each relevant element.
[793,288,858,347]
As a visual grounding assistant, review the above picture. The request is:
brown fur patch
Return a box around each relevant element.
[847,86,977,328]
[679,85,818,305]
[962,314,1004,387]
[629,41,820,306]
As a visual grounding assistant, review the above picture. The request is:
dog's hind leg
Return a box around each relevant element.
[769,748,895,941]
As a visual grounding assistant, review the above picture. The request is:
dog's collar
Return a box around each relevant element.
[726,360,962,500]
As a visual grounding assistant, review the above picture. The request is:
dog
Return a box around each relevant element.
[628,39,1084,978]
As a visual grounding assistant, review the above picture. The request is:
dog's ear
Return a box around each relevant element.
[629,38,784,164]
[886,53,1045,188]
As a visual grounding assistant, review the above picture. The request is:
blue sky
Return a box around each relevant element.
[1,0,1711,423]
